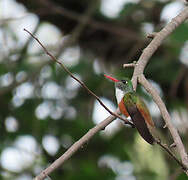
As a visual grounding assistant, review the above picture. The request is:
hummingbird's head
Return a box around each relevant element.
[116,78,133,93]
[104,75,133,93]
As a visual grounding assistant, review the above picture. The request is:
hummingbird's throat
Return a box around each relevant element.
[115,88,124,104]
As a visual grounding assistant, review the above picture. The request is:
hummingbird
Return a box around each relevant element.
[104,74,156,145]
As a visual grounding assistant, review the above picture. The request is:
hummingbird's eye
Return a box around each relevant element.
[121,80,128,84]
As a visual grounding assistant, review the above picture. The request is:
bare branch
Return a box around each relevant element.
[156,140,187,171]
[132,7,188,90]
[146,32,157,39]
[34,109,120,180]
[24,28,134,127]
[123,61,137,68]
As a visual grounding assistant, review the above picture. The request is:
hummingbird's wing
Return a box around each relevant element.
[124,93,155,145]
[136,97,154,127]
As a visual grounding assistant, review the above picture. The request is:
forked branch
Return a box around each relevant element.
[129,6,188,169]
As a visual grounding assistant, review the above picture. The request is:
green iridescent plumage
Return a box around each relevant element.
[107,75,155,144]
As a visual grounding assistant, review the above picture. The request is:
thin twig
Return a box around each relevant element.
[146,32,157,39]
[156,140,187,171]
[123,62,137,68]
[34,109,120,180]
[24,28,134,127]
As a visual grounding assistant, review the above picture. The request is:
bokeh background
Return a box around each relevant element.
[0,0,188,179]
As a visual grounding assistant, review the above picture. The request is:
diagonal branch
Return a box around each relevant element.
[24,28,134,127]
[34,109,120,180]
[156,140,187,171]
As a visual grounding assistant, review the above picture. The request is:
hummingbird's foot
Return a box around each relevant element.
[127,116,133,123]
[127,117,135,128]
[122,116,135,128]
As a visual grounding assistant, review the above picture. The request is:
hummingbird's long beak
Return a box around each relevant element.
[104,74,120,82]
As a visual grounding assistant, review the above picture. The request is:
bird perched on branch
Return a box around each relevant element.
[104,74,157,145]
